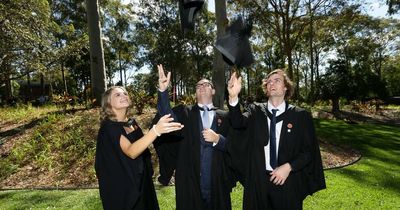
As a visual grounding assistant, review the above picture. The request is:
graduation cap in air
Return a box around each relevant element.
[178,0,205,33]
[182,0,204,8]
[215,16,254,68]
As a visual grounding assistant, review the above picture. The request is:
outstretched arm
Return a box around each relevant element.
[157,64,177,119]
[120,114,183,159]
[158,64,171,92]
[227,72,249,128]
[227,71,242,104]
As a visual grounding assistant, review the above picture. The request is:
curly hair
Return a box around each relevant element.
[261,69,294,100]
[100,86,132,122]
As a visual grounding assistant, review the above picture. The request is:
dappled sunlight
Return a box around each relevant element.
[312,118,400,207]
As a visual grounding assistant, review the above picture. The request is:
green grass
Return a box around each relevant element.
[155,185,177,210]
[0,104,58,123]
[0,189,102,209]
[1,118,399,209]
[0,185,242,210]
[303,119,400,209]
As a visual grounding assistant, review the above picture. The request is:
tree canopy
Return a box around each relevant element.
[0,0,399,112]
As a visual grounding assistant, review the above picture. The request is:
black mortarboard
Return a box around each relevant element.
[178,0,204,33]
[215,16,254,68]
[182,0,205,9]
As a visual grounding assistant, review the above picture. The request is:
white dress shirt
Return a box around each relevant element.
[198,103,215,128]
[265,101,286,171]
[199,103,219,146]
[229,99,286,170]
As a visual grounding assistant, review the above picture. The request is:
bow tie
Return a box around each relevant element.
[198,106,218,111]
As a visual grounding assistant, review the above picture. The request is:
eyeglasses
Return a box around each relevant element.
[196,82,213,89]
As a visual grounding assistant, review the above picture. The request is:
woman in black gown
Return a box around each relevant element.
[95,86,183,210]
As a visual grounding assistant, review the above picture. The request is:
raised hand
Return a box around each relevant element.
[227,71,242,102]
[157,64,171,92]
[155,114,183,135]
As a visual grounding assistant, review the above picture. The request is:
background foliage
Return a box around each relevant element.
[0,0,399,112]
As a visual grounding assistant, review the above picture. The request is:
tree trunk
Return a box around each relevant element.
[40,74,45,96]
[4,62,12,103]
[27,72,31,102]
[61,62,68,95]
[308,1,315,104]
[212,0,227,108]
[119,50,123,86]
[86,0,107,106]
[247,67,250,96]
[315,48,320,103]
[294,52,301,101]
[331,97,340,114]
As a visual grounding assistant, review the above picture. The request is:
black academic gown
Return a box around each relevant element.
[153,132,181,185]
[169,104,236,210]
[227,102,326,210]
[152,112,182,186]
[95,119,159,210]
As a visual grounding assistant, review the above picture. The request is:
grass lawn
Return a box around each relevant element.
[0,119,399,209]
[303,119,400,209]
[0,189,102,209]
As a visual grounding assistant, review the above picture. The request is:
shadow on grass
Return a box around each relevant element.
[337,110,400,126]
[316,119,400,194]
[0,190,64,208]
[315,120,400,155]
[332,160,400,194]
[0,119,43,138]
[0,108,87,140]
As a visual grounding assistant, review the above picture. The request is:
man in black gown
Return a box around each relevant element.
[156,64,235,210]
[227,69,326,210]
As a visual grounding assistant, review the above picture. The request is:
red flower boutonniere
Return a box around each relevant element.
[287,123,293,132]
[217,118,222,126]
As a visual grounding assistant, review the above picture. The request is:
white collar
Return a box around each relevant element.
[267,101,286,116]
[198,103,214,110]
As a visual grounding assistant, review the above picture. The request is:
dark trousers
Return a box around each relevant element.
[154,136,180,185]
[202,197,211,210]
[265,172,303,210]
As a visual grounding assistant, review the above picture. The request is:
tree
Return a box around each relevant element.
[0,0,55,104]
[212,0,228,107]
[102,0,137,87]
[319,59,352,113]
[235,0,333,100]
[51,0,91,100]
[133,0,215,98]
[86,0,107,105]
[383,56,400,96]
[387,0,400,14]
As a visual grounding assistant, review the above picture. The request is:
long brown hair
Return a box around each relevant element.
[261,69,294,100]
[100,86,132,122]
